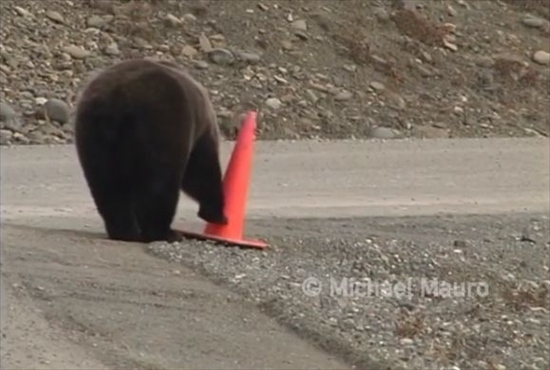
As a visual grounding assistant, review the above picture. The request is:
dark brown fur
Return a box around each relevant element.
[74,58,228,243]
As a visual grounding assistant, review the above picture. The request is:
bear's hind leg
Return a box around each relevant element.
[181,133,228,225]
[81,158,142,242]
[134,165,183,243]
[98,192,142,242]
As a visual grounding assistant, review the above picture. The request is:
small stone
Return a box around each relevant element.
[21,91,34,100]
[281,40,293,50]
[274,75,288,84]
[182,45,198,58]
[386,92,406,110]
[334,91,353,101]
[165,14,183,27]
[294,31,309,41]
[183,13,197,22]
[35,97,48,105]
[87,15,107,28]
[475,56,494,68]
[343,64,357,72]
[371,54,388,67]
[38,123,65,138]
[44,99,71,124]
[217,108,233,119]
[208,48,235,65]
[520,225,538,243]
[373,7,390,22]
[369,126,400,139]
[447,5,457,16]
[328,86,340,95]
[13,132,30,144]
[210,34,226,43]
[265,97,282,110]
[443,38,458,51]
[415,64,434,77]
[369,81,385,92]
[292,19,307,31]
[305,89,319,103]
[46,10,64,24]
[21,103,34,115]
[237,52,261,64]
[415,125,450,138]
[26,131,47,144]
[532,50,550,65]
[14,6,33,18]
[0,129,13,145]
[104,43,120,56]
[522,16,547,29]
[63,45,91,59]
[193,60,209,69]
[1,118,22,133]
[198,33,213,52]
[420,51,433,63]
[0,102,17,122]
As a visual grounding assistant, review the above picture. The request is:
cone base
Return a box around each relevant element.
[177,229,268,249]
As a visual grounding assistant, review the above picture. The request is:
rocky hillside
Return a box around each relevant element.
[0,0,549,145]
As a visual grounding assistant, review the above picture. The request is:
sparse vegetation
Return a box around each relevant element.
[0,0,548,143]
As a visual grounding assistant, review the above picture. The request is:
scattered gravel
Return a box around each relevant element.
[2,0,548,368]
[1,0,549,146]
[2,0,549,367]
[148,213,550,370]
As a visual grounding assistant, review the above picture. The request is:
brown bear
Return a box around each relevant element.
[73,58,228,243]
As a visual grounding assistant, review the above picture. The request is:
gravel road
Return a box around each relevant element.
[1,138,549,369]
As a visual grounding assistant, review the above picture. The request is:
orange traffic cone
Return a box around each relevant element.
[179,111,268,249]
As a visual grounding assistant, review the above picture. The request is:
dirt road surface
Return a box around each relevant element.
[1,137,549,369]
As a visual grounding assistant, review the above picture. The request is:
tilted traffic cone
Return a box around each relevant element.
[179,111,268,249]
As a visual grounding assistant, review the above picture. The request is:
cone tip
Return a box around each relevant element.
[239,111,258,138]
[244,111,257,128]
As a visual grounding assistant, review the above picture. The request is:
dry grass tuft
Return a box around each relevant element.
[83,0,163,41]
[501,281,550,312]
[112,0,157,40]
[392,9,450,48]
[331,26,372,66]
[493,55,541,87]
[394,310,425,338]
[490,54,543,108]
[332,22,405,84]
